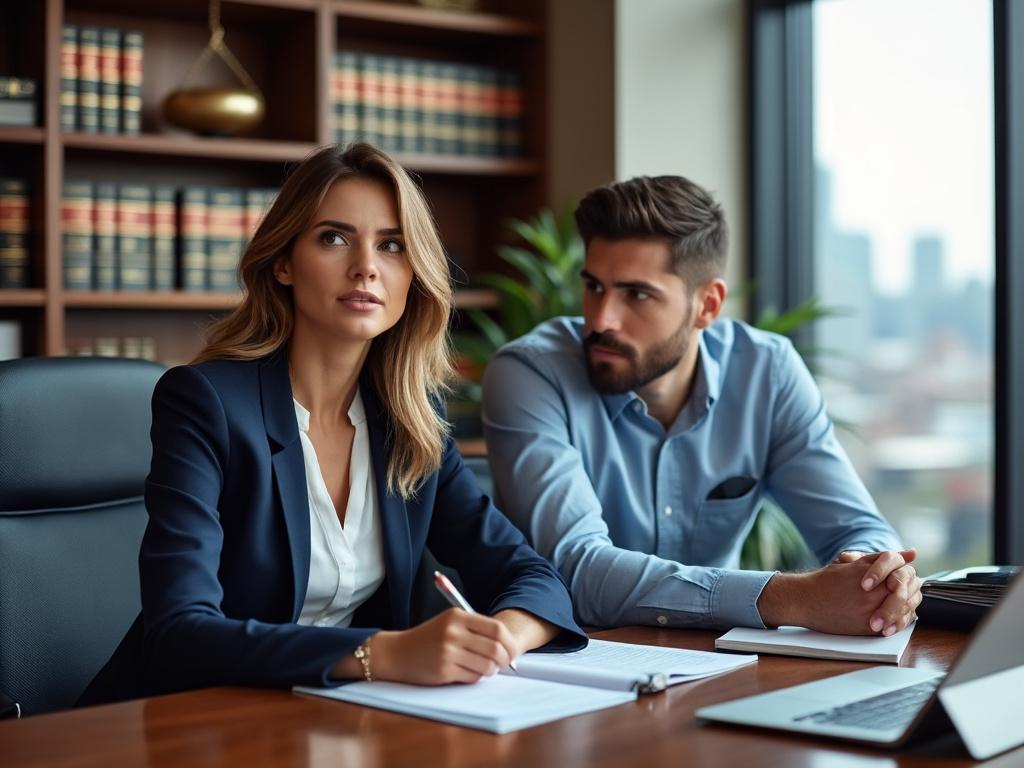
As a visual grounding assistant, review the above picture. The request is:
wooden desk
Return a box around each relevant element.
[2,626,1020,767]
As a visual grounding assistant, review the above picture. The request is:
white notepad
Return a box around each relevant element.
[294,639,758,733]
[715,623,916,664]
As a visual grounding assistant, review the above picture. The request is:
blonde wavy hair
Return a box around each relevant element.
[194,143,454,498]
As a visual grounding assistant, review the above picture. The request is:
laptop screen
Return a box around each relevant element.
[943,569,1024,687]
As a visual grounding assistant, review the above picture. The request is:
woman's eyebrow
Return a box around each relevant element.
[313,220,402,237]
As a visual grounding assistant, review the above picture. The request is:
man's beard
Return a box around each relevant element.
[583,314,691,394]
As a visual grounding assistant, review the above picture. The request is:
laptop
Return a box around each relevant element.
[696,569,1024,760]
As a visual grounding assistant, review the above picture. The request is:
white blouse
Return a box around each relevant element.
[294,390,385,628]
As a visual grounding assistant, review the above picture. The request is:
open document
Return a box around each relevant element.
[294,639,757,733]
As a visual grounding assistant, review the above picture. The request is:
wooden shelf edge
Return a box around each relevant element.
[453,288,498,309]
[62,132,318,163]
[236,0,322,10]
[63,291,242,310]
[0,126,45,145]
[60,133,537,176]
[332,0,540,38]
[0,289,46,307]
[396,152,540,176]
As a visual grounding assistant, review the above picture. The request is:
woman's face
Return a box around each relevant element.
[276,176,414,345]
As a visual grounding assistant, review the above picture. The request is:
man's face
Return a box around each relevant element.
[581,237,696,394]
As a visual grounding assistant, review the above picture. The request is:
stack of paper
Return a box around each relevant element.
[921,565,1018,608]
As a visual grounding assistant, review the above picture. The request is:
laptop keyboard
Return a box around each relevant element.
[793,678,941,729]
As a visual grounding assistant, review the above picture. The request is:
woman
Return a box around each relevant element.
[81,143,584,704]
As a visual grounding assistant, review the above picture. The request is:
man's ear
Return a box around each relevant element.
[273,257,293,286]
[694,279,727,329]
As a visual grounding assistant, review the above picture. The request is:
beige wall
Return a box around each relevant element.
[545,0,616,213]
[547,0,747,295]
[616,0,747,290]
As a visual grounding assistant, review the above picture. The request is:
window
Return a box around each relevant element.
[813,0,993,575]
[750,0,1024,566]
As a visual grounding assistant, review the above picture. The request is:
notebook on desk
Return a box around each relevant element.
[697,569,1024,760]
[715,623,916,664]
[296,639,757,734]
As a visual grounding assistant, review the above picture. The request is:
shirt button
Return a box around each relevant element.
[656,615,668,626]
[664,506,673,517]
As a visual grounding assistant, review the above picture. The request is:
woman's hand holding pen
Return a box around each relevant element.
[330,574,558,685]
[369,609,521,685]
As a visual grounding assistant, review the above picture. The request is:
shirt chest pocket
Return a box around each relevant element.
[693,479,760,568]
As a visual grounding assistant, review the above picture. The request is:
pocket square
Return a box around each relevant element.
[706,476,757,500]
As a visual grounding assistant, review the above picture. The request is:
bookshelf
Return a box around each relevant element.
[0,0,546,362]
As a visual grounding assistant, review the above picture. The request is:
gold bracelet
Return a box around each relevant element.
[353,638,373,682]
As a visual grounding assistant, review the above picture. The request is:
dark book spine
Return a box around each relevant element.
[116,183,153,291]
[498,70,524,158]
[76,27,101,133]
[152,185,176,290]
[179,187,208,292]
[358,53,382,147]
[436,62,461,156]
[418,60,441,155]
[206,188,245,292]
[397,57,420,153]
[244,187,275,244]
[60,24,78,131]
[378,56,401,152]
[333,51,360,147]
[99,28,122,134]
[62,181,94,289]
[459,64,485,157]
[121,30,143,135]
[92,182,118,290]
[0,178,30,288]
[479,66,501,157]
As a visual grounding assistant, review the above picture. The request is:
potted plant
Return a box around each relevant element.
[450,207,584,432]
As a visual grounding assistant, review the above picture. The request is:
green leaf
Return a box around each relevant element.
[475,272,538,336]
[498,245,551,289]
[753,297,849,337]
[466,308,508,351]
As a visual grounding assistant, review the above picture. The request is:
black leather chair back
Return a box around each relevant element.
[0,357,163,715]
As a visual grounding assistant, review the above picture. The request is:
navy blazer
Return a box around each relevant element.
[81,347,584,705]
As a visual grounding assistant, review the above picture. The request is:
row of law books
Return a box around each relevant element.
[67,334,158,362]
[333,52,524,158]
[62,24,143,134]
[0,178,29,289]
[62,182,277,293]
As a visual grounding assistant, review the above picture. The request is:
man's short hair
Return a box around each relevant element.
[574,175,728,286]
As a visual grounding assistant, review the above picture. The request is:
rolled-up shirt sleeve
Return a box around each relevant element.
[483,351,773,630]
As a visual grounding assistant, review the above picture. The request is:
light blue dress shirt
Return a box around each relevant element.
[482,317,902,630]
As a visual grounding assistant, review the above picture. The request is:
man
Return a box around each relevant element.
[482,175,922,635]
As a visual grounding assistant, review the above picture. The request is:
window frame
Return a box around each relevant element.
[747,0,1024,563]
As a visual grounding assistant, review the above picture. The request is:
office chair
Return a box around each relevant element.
[0,356,163,716]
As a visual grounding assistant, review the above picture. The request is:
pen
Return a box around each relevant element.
[433,570,518,672]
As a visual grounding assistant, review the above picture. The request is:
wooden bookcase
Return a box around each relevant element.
[0,0,545,363]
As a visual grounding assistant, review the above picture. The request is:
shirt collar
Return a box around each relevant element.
[601,389,640,422]
[698,332,722,406]
[598,332,722,423]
